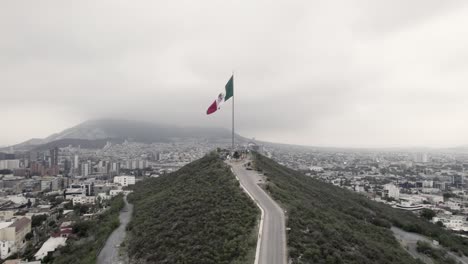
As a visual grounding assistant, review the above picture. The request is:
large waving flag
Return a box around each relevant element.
[206,75,234,115]
[225,75,233,101]
[206,92,225,115]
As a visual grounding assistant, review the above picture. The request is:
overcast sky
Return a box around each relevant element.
[2,0,468,148]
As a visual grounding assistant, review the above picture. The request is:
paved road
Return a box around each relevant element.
[230,160,287,264]
[392,226,468,264]
[392,227,435,264]
[97,195,133,264]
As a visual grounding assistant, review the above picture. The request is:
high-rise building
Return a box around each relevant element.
[110,162,120,175]
[414,153,429,163]
[29,151,38,162]
[138,160,147,169]
[64,159,71,175]
[30,161,45,176]
[0,153,15,160]
[97,160,109,174]
[74,155,79,169]
[453,175,464,188]
[50,147,59,167]
[81,162,91,177]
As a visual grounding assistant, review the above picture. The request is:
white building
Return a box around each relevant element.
[97,193,111,201]
[421,194,444,204]
[354,185,365,193]
[0,211,14,222]
[6,195,33,206]
[72,196,96,205]
[0,217,32,258]
[433,215,466,231]
[309,166,324,172]
[113,176,135,187]
[110,189,123,197]
[446,201,462,211]
[0,240,16,259]
[69,183,94,196]
[383,183,400,199]
[64,188,85,200]
[0,160,20,170]
[422,180,433,188]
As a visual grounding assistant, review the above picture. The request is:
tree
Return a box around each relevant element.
[420,209,436,220]
[48,220,56,227]
[32,214,48,228]
[443,192,455,201]
[25,232,33,240]
[72,221,93,237]
[416,241,432,254]
[73,203,90,215]
[63,201,73,210]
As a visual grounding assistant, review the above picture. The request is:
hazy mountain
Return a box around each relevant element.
[8,138,48,151]
[6,119,244,152]
[33,138,125,151]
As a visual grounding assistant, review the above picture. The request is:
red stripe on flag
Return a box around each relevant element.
[206,100,218,115]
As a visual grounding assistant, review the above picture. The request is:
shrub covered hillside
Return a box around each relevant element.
[253,153,468,264]
[50,195,124,264]
[127,153,259,264]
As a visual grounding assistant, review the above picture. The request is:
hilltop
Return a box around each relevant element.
[127,153,259,264]
[251,153,468,264]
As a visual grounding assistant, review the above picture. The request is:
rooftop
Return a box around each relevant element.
[9,217,31,232]
[0,221,14,229]
[34,237,67,260]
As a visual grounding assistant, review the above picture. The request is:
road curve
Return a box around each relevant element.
[97,195,133,264]
[229,160,287,264]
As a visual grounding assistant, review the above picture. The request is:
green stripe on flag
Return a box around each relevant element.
[224,75,233,101]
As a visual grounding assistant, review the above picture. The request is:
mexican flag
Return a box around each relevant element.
[206,76,234,115]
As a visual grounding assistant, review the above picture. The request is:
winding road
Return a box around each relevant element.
[392,226,468,264]
[97,195,133,264]
[229,160,287,264]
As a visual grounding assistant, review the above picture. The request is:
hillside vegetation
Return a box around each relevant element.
[49,195,124,264]
[253,153,468,264]
[127,153,259,264]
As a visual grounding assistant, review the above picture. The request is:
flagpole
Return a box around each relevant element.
[232,72,235,152]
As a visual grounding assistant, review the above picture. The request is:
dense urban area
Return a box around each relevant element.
[266,145,468,230]
[1,138,468,263]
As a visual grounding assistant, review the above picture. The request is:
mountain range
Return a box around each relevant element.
[5,119,244,152]
[5,119,468,153]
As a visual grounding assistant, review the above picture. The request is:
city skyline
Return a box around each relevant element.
[3,1,468,148]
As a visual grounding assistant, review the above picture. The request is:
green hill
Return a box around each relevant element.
[252,153,468,264]
[127,153,259,264]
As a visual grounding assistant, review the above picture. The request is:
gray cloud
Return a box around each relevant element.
[1,0,468,147]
